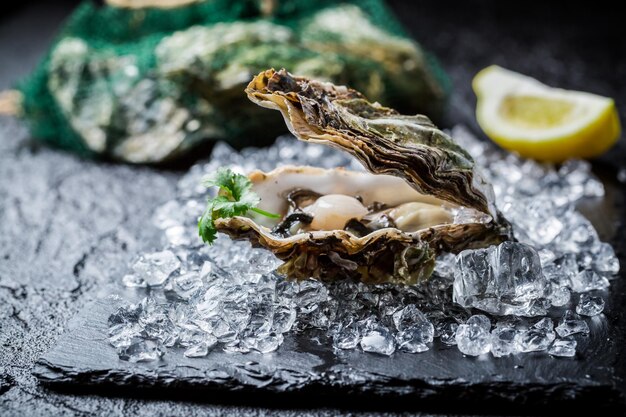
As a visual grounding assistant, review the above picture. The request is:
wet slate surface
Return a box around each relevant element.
[33,278,626,414]
[2,1,626,416]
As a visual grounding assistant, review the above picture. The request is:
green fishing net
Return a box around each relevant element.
[17,0,449,163]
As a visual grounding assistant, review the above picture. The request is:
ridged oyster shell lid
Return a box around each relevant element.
[246,68,497,218]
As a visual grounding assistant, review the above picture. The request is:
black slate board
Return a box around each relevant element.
[34,243,626,415]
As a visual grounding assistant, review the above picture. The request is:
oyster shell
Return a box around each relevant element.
[212,69,511,285]
[31,4,446,163]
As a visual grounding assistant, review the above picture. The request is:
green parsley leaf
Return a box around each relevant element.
[198,168,279,244]
[198,201,217,244]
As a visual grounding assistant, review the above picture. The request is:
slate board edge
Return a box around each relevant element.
[34,356,624,403]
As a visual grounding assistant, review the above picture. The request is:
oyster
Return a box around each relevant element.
[212,69,511,284]
[21,2,447,163]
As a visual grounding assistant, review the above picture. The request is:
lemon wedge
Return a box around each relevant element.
[473,65,620,162]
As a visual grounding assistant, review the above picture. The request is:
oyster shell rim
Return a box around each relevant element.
[245,68,498,218]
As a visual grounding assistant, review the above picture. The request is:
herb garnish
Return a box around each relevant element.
[198,168,279,244]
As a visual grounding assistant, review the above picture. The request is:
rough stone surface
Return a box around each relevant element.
[1,1,626,416]
[32,286,626,413]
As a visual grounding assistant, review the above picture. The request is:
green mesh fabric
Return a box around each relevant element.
[18,0,450,162]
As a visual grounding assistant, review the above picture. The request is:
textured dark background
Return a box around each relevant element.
[1,1,625,416]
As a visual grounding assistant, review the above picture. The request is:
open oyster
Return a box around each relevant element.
[212,69,511,284]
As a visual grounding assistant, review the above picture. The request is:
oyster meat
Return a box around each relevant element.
[213,69,511,284]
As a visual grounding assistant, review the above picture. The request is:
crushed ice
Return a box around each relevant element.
[108,127,619,361]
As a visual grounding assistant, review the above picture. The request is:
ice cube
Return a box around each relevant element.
[534,317,554,332]
[194,284,225,316]
[177,328,205,347]
[296,280,329,314]
[198,260,214,278]
[108,301,142,326]
[392,305,428,330]
[591,242,620,276]
[360,321,395,356]
[577,251,594,270]
[547,284,571,307]
[252,333,284,353]
[109,298,179,348]
[333,322,361,350]
[396,329,432,353]
[548,337,577,357]
[455,320,491,356]
[555,311,590,337]
[490,326,518,357]
[108,323,142,349]
[570,269,609,293]
[221,303,252,335]
[137,298,175,343]
[307,308,333,330]
[164,272,204,301]
[378,292,402,318]
[209,318,237,343]
[553,211,600,254]
[438,321,459,345]
[502,196,563,245]
[467,314,491,331]
[132,250,181,286]
[524,298,551,317]
[245,283,276,338]
[537,248,556,266]
[183,335,217,358]
[122,273,147,288]
[575,294,605,316]
[272,304,297,334]
[583,177,605,198]
[453,241,547,316]
[392,307,434,353]
[494,316,527,330]
[515,318,556,352]
[559,160,604,199]
[549,254,579,283]
[453,248,495,310]
[118,337,164,362]
[184,342,209,358]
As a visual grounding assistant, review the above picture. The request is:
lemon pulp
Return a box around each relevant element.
[499,95,575,129]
